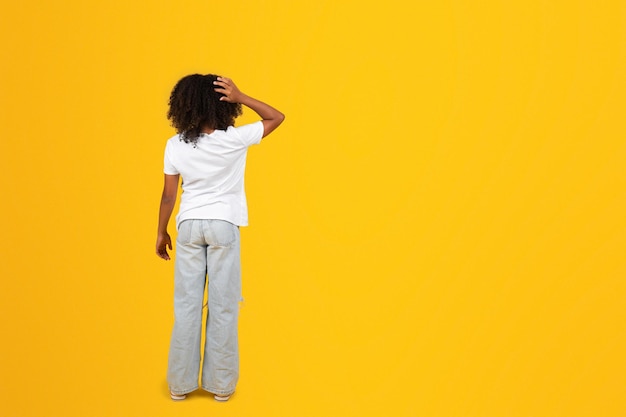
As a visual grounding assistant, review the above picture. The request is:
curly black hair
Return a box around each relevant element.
[167,74,243,145]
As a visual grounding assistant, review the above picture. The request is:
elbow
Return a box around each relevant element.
[261,113,285,137]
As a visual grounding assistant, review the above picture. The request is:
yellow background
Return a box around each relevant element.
[1,1,625,416]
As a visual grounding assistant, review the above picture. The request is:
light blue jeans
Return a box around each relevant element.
[167,219,241,396]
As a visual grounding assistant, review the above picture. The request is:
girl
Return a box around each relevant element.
[156,74,284,401]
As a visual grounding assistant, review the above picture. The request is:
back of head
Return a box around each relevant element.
[167,73,242,145]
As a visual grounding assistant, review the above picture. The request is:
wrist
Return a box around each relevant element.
[236,92,252,105]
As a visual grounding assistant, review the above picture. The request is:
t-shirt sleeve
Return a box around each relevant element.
[233,121,264,147]
[163,141,179,175]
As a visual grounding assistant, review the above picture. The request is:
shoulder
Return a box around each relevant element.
[165,134,188,150]
[165,134,181,145]
[224,121,264,146]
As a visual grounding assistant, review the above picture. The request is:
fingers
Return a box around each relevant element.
[214,77,239,102]
[156,249,170,260]
[213,77,230,89]
[214,77,235,89]
[156,237,172,260]
[213,82,229,94]
[213,80,229,100]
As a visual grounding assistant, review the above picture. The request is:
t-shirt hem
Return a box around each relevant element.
[176,213,248,230]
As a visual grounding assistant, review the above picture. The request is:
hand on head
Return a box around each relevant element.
[213,77,243,103]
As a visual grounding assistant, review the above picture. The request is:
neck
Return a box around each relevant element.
[200,123,216,134]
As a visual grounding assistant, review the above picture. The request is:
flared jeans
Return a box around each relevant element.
[167,219,241,396]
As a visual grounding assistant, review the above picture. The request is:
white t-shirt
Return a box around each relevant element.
[163,121,264,229]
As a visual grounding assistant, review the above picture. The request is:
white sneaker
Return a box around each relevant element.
[214,394,231,402]
[170,391,187,401]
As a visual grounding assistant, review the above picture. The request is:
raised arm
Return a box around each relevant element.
[213,76,285,137]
